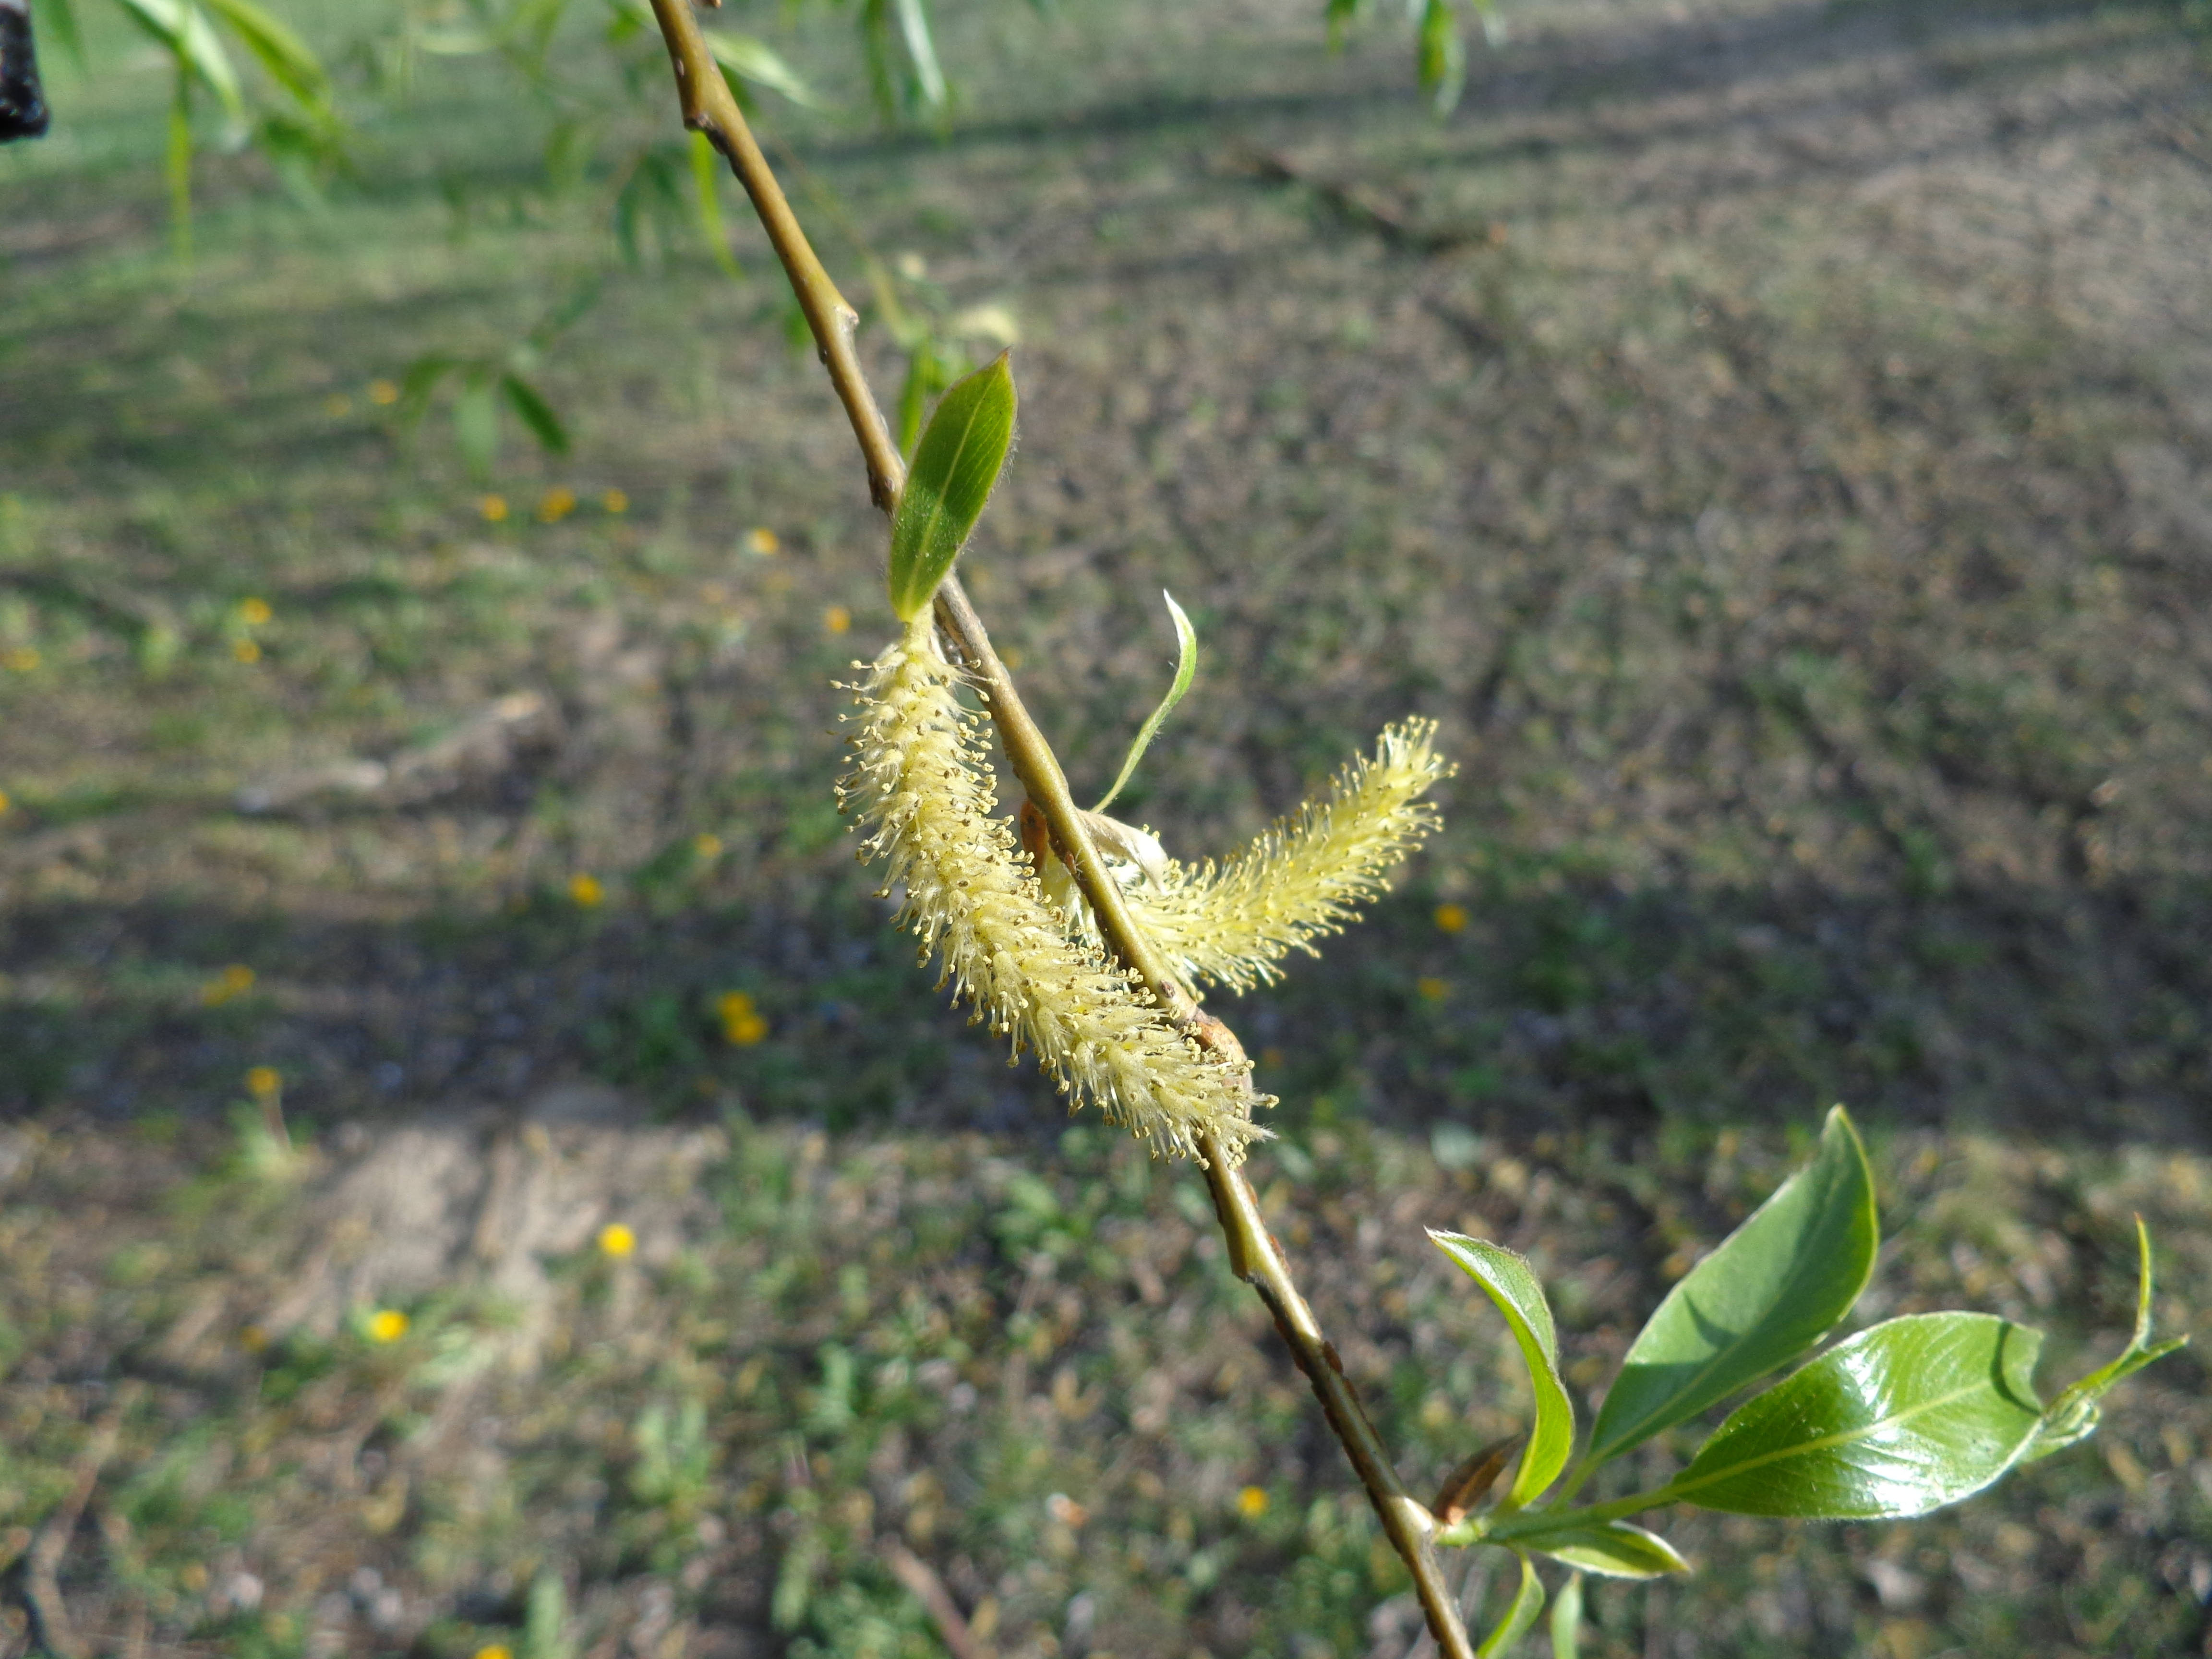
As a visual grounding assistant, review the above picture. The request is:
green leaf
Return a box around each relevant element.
[1477,1550,1544,1658]
[1428,1232,1574,1507]
[1417,0,1464,118]
[1535,1522,1687,1581]
[1325,0,1363,52]
[116,0,246,128]
[200,0,331,115]
[35,0,86,72]
[1092,590,1199,813]
[886,353,1016,620]
[688,129,742,280]
[2026,1217,2188,1461]
[701,25,820,108]
[893,0,947,110]
[1671,1311,2046,1519]
[453,373,500,479]
[1584,1106,1877,1470]
[1547,1570,1582,1659]
[500,374,570,457]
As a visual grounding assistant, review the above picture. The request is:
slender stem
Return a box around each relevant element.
[1479,1483,1685,1546]
[641,10,1473,1654]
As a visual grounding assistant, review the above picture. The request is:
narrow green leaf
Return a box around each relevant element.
[1428,1233,1574,1507]
[1417,0,1465,118]
[1584,1106,1877,1469]
[164,71,194,264]
[35,0,86,72]
[894,338,953,461]
[1535,1522,1687,1581]
[1672,1312,2046,1519]
[453,373,500,479]
[116,0,246,127]
[1092,591,1199,813]
[200,0,330,113]
[1476,1550,1544,1658]
[2026,1218,2188,1461]
[1547,1570,1583,1659]
[894,0,947,110]
[1325,0,1362,53]
[886,353,1016,620]
[701,26,819,108]
[500,374,569,457]
[688,129,742,280]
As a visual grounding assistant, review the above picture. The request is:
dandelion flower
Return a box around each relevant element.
[692,832,723,861]
[598,1222,636,1259]
[202,964,256,1007]
[1435,902,1468,934]
[839,616,1265,1164]
[245,1066,281,1098]
[717,991,768,1046]
[240,597,273,626]
[568,873,604,908]
[1237,1485,1269,1519]
[601,488,629,514]
[232,639,263,664]
[366,1309,409,1344]
[367,379,400,406]
[0,790,11,815]
[1416,976,1448,1002]
[746,527,780,555]
[538,486,577,523]
[479,494,509,524]
[823,605,852,636]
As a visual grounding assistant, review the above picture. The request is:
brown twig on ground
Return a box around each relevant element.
[641,7,1474,1655]
[24,1396,132,1659]
[882,1541,993,1659]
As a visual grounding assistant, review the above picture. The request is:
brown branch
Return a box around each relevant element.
[641,9,1472,1655]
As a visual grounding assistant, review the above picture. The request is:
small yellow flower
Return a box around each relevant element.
[367,379,400,406]
[202,964,256,1007]
[245,1066,282,1098]
[718,991,768,1046]
[692,832,723,861]
[745,526,780,555]
[471,1647,513,1659]
[238,1323,270,1354]
[479,494,509,523]
[568,872,605,908]
[366,1309,409,1344]
[823,605,852,636]
[1434,902,1468,934]
[1237,1485,1269,1519]
[601,488,628,514]
[239,597,273,626]
[0,789,11,815]
[232,638,263,664]
[325,393,353,418]
[1416,976,1449,1002]
[2,646,41,673]
[538,486,577,523]
[598,1222,636,1259]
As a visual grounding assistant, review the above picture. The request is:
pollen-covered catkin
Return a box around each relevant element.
[838,615,1267,1163]
[1120,720,1453,992]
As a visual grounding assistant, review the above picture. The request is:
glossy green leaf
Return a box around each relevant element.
[1429,1232,1574,1507]
[1093,590,1199,812]
[2026,1217,2188,1461]
[886,354,1016,620]
[1585,1106,1877,1469]
[1477,1550,1544,1658]
[500,374,569,457]
[1547,1570,1582,1659]
[1535,1522,1688,1580]
[1672,1312,2045,1518]
[701,25,819,108]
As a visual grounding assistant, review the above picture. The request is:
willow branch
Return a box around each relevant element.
[643,9,1472,1654]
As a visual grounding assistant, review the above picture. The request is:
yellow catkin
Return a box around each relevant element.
[839,617,1267,1164]
[1117,720,1453,992]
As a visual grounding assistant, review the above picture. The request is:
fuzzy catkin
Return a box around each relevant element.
[1119,720,1453,992]
[838,615,1267,1164]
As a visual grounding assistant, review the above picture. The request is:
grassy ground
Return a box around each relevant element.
[2,0,2212,1652]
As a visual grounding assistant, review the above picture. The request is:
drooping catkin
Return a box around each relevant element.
[838,615,1267,1164]
[1118,720,1453,992]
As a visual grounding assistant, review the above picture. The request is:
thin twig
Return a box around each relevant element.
[882,1541,993,1659]
[641,9,1472,1654]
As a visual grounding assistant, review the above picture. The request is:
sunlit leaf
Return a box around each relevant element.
[1672,1312,2046,1518]
[1548,1570,1583,1659]
[2026,1217,2188,1461]
[701,26,819,108]
[886,353,1016,620]
[1429,1232,1574,1507]
[1584,1106,1877,1469]
[1476,1550,1544,1658]
[1535,1522,1688,1581]
[200,0,331,115]
[1417,0,1464,117]
[500,373,569,456]
[115,0,246,127]
[1093,591,1199,813]
[894,0,947,110]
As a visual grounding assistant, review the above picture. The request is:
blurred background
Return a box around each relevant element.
[1,0,2209,1653]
